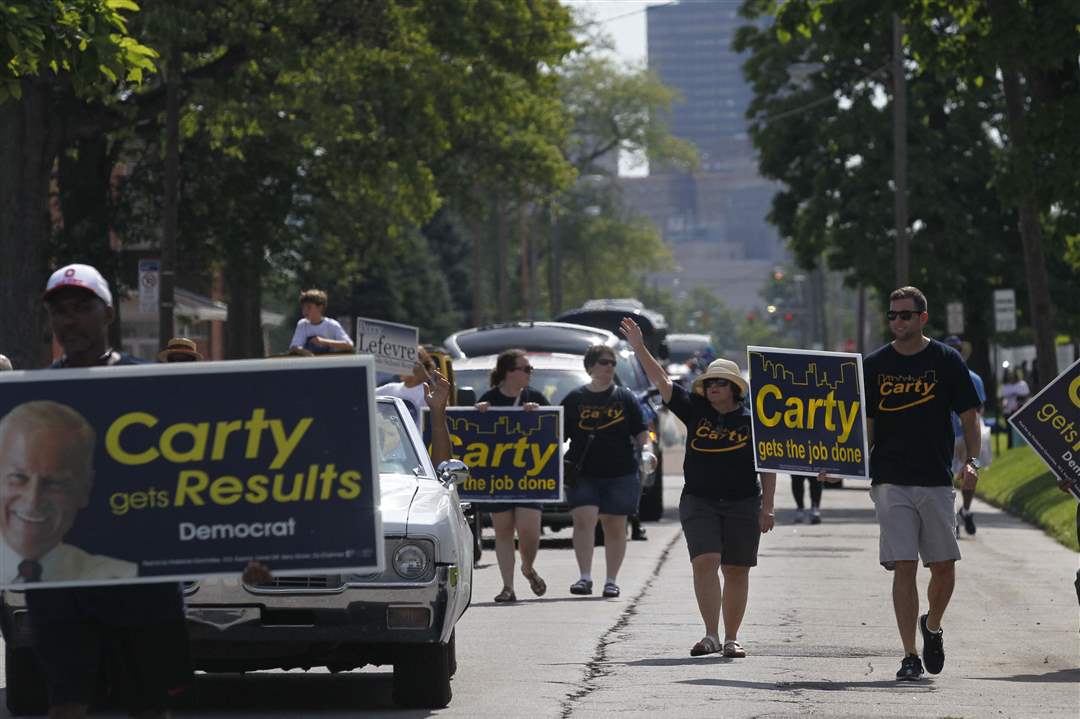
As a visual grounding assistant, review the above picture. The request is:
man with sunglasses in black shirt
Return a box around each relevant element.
[829,286,981,682]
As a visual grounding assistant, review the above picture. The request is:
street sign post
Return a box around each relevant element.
[138,259,160,314]
[946,301,964,335]
[994,289,1016,333]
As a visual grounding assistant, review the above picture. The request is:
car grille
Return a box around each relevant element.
[252,574,344,591]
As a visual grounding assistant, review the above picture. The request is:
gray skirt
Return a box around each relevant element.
[679,492,762,565]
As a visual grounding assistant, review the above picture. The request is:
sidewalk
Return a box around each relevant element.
[570,479,1080,718]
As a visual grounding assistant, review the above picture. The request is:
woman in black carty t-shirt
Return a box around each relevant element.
[475,349,550,603]
[561,344,651,600]
[621,317,775,660]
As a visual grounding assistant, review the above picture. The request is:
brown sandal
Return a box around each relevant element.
[522,568,547,597]
[494,587,516,603]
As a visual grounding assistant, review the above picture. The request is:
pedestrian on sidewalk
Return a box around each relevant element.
[621,318,775,658]
[825,286,981,682]
[944,335,988,536]
[999,369,1030,449]
[475,349,549,603]
[561,344,652,599]
[791,475,823,524]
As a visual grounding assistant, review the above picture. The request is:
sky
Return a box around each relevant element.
[561,0,673,65]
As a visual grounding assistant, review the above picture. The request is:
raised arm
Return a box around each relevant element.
[618,317,673,403]
[426,370,453,465]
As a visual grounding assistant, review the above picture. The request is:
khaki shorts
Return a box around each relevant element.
[870,484,961,570]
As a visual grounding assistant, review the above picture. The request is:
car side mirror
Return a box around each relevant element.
[437,459,470,486]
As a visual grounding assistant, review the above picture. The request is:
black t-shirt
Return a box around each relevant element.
[864,339,980,486]
[664,384,760,501]
[478,386,549,407]
[561,385,646,478]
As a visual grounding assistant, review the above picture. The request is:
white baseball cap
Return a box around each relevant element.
[43,264,113,307]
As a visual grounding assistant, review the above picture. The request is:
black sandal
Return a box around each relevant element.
[494,587,516,603]
[569,579,593,595]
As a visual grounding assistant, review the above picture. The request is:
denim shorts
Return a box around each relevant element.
[485,502,543,514]
[566,472,640,515]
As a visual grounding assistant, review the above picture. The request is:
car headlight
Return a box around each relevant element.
[393,543,429,580]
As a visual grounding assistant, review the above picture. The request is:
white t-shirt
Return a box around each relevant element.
[1000,380,1030,414]
[289,317,353,349]
[376,381,428,429]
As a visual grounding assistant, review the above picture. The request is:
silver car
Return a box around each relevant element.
[1,397,473,711]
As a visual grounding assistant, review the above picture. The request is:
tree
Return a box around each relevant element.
[736,0,1079,387]
[734,0,1029,385]
[0,0,156,368]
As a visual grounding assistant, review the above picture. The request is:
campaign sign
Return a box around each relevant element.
[748,346,869,480]
[1009,357,1080,500]
[424,408,563,503]
[355,317,419,376]
[0,356,382,589]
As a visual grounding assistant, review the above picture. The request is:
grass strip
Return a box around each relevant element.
[977,445,1079,552]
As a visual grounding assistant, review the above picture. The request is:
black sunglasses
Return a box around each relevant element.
[593,358,617,367]
[514,365,534,374]
[703,378,731,388]
[886,309,923,321]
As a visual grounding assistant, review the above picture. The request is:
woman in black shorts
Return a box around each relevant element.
[621,318,775,658]
[476,349,549,602]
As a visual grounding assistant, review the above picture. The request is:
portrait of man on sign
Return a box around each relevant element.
[0,400,136,584]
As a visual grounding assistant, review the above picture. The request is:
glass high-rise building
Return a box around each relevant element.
[647,2,755,169]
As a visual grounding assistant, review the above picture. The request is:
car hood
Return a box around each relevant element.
[379,473,456,540]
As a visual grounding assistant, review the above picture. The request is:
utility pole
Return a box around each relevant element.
[892,14,909,287]
[159,42,180,349]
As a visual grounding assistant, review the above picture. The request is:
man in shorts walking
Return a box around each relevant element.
[837,286,981,681]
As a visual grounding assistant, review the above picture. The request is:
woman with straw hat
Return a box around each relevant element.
[620,317,775,659]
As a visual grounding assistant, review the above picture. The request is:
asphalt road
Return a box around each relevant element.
[2,448,1078,717]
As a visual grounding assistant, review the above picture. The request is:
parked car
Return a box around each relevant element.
[453,352,660,530]
[0,397,474,713]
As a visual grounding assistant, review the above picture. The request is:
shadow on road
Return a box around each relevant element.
[471,595,608,608]
[969,668,1080,683]
[678,677,938,692]
[177,672,432,716]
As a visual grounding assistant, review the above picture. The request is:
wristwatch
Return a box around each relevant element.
[965,456,981,471]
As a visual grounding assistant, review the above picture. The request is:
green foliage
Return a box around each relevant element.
[977,445,1079,552]
[735,0,1029,355]
[0,0,157,102]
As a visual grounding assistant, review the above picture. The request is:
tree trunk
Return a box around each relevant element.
[495,197,509,321]
[224,246,264,358]
[548,205,562,316]
[892,14,910,287]
[999,66,1058,388]
[0,79,58,369]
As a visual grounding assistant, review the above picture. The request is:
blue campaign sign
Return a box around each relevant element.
[424,408,563,503]
[747,346,869,480]
[0,356,382,589]
[1009,357,1080,498]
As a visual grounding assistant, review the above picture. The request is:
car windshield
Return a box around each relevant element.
[454,367,593,405]
[376,402,424,476]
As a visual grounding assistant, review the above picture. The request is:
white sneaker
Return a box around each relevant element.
[793,509,806,524]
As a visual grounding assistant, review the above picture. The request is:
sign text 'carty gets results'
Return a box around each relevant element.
[103,407,364,516]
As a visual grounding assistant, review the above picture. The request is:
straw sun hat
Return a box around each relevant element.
[158,337,203,362]
[691,358,748,397]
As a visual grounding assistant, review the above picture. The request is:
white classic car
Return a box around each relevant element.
[1,397,473,713]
